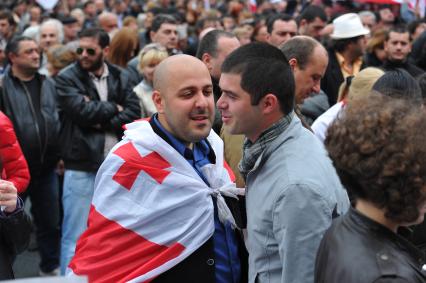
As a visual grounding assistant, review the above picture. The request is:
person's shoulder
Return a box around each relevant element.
[56,62,79,80]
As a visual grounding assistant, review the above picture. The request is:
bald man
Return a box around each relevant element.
[69,55,247,282]
[98,12,118,34]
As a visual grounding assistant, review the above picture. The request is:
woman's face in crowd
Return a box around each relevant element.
[142,61,160,84]
[374,46,386,62]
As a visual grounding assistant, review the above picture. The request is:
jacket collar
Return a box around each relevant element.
[349,207,425,264]
[74,61,121,80]
[247,114,302,174]
[4,65,45,84]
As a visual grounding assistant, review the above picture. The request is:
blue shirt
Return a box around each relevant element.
[153,115,241,283]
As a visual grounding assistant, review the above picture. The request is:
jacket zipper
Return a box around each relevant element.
[20,81,45,164]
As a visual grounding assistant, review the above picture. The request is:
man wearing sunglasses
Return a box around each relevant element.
[55,27,141,275]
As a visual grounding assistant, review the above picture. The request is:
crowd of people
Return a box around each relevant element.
[0,0,425,282]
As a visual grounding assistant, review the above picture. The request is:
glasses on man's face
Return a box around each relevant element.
[76,47,96,56]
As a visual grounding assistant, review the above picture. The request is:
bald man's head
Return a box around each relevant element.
[98,12,118,33]
[153,54,210,93]
[152,54,214,145]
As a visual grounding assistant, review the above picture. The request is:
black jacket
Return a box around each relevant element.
[0,208,31,280]
[0,68,60,176]
[321,50,367,106]
[315,207,426,283]
[55,62,141,172]
[382,60,425,78]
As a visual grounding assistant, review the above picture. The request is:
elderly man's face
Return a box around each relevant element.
[154,57,215,145]
[40,25,60,52]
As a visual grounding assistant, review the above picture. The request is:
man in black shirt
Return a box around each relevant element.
[0,35,61,276]
[382,26,424,78]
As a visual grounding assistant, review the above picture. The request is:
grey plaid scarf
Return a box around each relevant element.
[239,112,294,181]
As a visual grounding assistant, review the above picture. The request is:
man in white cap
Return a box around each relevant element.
[321,13,369,106]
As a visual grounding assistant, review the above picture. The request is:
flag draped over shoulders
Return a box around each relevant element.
[68,119,238,283]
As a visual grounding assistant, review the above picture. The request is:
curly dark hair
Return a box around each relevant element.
[325,94,426,223]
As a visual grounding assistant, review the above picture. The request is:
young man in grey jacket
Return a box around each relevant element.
[217,42,349,283]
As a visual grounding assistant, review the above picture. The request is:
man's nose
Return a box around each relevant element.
[195,92,209,108]
[312,82,321,94]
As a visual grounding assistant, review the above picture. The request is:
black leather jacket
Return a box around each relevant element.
[0,208,31,280]
[0,67,60,176]
[315,207,426,283]
[55,62,141,171]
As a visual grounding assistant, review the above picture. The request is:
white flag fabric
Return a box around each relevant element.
[68,119,239,282]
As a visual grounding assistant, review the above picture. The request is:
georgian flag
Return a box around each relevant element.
[68,119,241,282]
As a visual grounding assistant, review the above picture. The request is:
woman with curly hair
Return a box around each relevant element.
[315,94,426,283]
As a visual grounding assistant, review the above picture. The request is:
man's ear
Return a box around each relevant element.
[288,58,297,71]
[261,93,279,114]
[266,33,271,43]
[152,90,165,113]
[383,40,389,54]
[299,19,307,29]
[7,52,16,65]
[201,53,212,71]
[102,46,110,57]
[150,30,156,42]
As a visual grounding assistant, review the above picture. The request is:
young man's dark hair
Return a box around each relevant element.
[151,14,177,33]
[266,13,294,34]
[298,5,327,25]
[332,35,364,53]
[385,25,408,41]
[222,42,295,115]
[195,29,236,59]
[83,0,94,10]
[78,28,110,48]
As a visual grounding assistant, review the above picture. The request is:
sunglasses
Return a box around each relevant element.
[76,47,96,56]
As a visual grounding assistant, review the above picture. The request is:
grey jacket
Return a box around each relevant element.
[245,116,349,283]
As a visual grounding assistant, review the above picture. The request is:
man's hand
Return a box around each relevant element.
[0,180,18,213]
